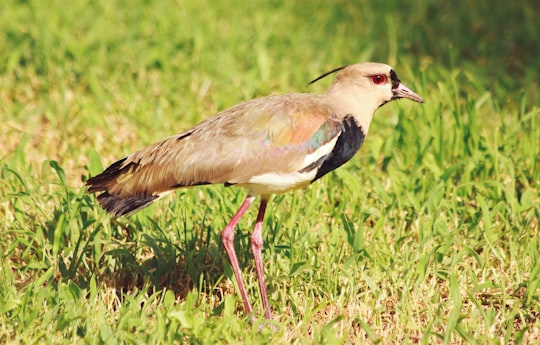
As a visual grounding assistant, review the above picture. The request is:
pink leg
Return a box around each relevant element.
[251,197,272,319]
[221,195,256,319]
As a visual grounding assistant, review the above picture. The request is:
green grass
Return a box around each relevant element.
[1,0,539,343]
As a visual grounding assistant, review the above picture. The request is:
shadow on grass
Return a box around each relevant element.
[50,204,245,307]
[99,228,226,299]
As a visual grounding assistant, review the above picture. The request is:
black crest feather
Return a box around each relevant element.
[308,65,347,85]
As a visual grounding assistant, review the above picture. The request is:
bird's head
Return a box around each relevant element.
[312,62,424,131]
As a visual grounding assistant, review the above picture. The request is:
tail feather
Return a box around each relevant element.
[96,191,159,218]
[87,157,159,217]
[86,157,129,193]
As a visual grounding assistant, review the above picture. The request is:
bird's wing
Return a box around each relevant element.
[86,95,342,199]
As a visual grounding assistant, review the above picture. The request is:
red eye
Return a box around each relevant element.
[371,74,388,84]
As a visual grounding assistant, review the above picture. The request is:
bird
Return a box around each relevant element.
[86,62,424,321]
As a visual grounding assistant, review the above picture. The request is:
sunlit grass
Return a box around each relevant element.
[1,0,539,343]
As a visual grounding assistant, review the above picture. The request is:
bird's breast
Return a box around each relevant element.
[312,115,366,181]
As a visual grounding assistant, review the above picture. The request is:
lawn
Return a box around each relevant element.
[1,0,539,343]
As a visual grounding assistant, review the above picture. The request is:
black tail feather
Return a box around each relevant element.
[96,191,158,218]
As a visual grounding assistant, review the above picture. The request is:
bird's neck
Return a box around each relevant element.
[325,89,378,136]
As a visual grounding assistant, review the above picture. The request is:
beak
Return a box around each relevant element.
[392,83,424,103]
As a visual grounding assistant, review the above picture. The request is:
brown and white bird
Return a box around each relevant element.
[86,62,424,320]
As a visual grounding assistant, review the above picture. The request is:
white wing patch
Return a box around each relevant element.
[300,135,339,169]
